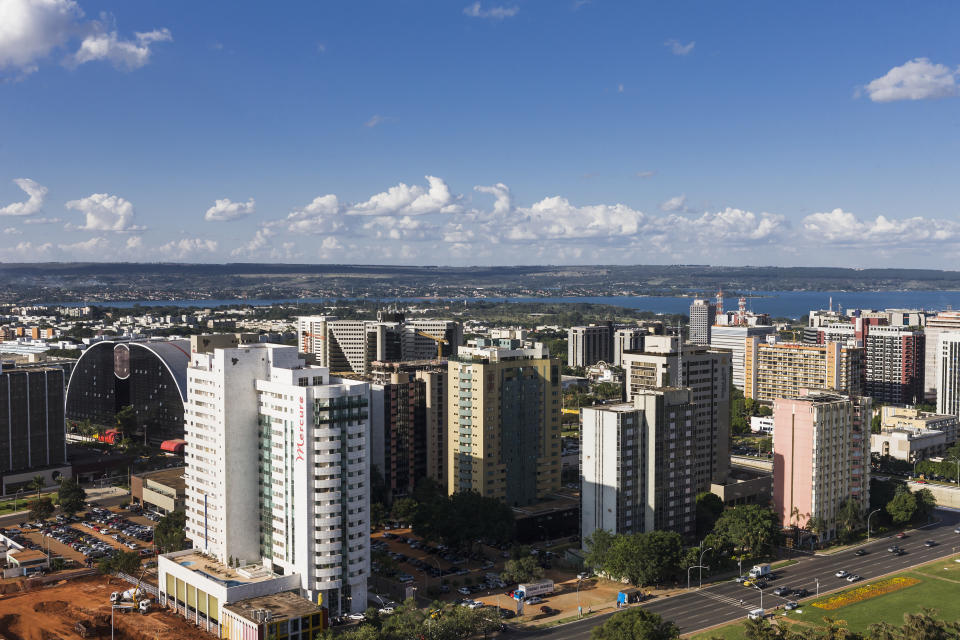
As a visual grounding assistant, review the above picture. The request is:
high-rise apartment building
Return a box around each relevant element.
[743,339,864,402]
[447,344,561,506]
[709,325,777,389]
[297,316,461,375]
[568,324,613,367]
[819,322,924,405]
[183,343,369,615]
[369,360,447,497]
[925,312,960,401]
[688,299,716,346]
[773,391,870,540]
[621,336,731,488]
[863,326,924,405]
[936,332,960,418]
[581,388,697,542]
[613,328,646,367]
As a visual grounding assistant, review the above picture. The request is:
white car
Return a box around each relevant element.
[835,570,848,578]
[347,612,365,621]
[748,609,765,620]
[378,607,395,615]
[524,596,543,604]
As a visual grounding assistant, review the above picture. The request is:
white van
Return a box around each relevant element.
[748,609,764,620]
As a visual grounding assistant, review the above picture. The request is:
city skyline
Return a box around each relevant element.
[2,1,959,266]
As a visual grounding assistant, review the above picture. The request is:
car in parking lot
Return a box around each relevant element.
[524,596,543,605]
[457,587,471,596]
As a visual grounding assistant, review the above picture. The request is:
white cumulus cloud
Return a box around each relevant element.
[0,0,80,74]
[802,208,960,244]
[347,176,461,216]
[160,237,219,259]
[0,0,170,76]
[510,197,645,240]
[474,183,512,216]
[65,192,140,231]
[204,197,255,222]
[463,2,518,19]
[68,27,172,71]
[863,58,958,102]
[665,39,695,56]
[659,194,688,212]
[0,178,47,216]
[286,194,343,234]
[58,236,110,255]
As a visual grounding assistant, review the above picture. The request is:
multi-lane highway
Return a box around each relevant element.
[532,508,960,639]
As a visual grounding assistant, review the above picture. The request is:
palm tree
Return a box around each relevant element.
[29,475,45,501]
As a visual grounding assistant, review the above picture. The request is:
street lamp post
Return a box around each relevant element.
[576,578,582,617]
[815,578,819,599]
[753,583,763,610]
[867,508,882,540]
[699,547,712,589]
[686,565,708,590]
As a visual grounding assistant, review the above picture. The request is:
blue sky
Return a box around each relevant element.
[1,1,959,266]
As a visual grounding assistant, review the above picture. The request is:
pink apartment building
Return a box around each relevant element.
[773,391,870,540]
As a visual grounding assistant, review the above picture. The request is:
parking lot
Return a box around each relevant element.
[1,504,155,569]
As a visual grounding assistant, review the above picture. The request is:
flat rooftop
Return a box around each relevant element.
[9,549,47,564]
[169,551,283,586]
[223,591,322,623]
[137,466,186,488]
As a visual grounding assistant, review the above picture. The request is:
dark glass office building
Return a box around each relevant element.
[66,340,189,443]
[0,366,66,477]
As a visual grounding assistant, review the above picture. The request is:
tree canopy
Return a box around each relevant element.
[56,478,87,517]
[591,608,679,640]
[712,504,782,557]
[155,510,188,553]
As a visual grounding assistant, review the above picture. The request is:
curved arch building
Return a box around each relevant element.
[66,339,189,443]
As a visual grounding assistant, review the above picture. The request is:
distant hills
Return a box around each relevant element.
[1,263,959,304]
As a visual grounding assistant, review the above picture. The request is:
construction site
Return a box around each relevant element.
[0,574,207,640]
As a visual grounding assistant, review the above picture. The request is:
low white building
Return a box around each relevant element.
[750,416,774,435]
[159,550,301,634]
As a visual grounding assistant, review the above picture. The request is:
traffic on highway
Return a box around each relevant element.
[534,508,960,639]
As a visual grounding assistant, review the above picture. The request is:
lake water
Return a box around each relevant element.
[45,290,960,319]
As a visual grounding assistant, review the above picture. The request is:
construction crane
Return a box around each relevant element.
[415,331,448,359]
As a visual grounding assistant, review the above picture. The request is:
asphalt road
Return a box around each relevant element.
[531,508,960,640]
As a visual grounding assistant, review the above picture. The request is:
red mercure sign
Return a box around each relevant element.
[296,394,306,461]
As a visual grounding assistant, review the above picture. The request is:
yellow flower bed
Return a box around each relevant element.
[811,577,920,610]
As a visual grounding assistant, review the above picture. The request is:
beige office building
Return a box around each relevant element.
[447,344,561,506]
[743,339,864,402]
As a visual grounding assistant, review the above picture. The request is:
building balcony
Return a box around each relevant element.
[315,515,342,528]
[314,452,342,464]
[315,478,341,489]
[314,541,342,553]
[315,567,343,579]
[315,503,343,515]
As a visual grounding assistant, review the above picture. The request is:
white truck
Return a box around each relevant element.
[109,588,144,604]
[516,579,554,600]
[748,564,771,579]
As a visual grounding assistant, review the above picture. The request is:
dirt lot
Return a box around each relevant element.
[0,575,206,640]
